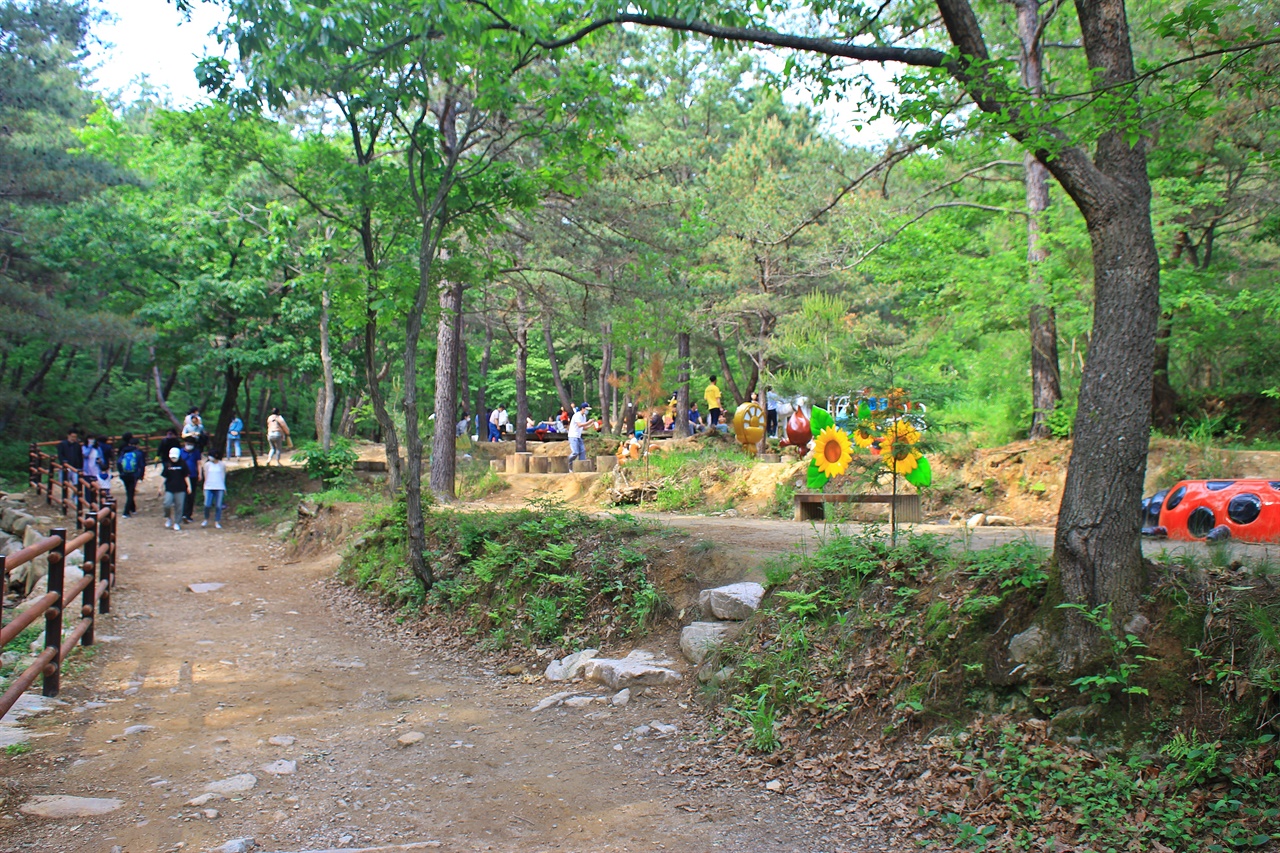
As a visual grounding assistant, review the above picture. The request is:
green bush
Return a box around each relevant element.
[293,438,359,487]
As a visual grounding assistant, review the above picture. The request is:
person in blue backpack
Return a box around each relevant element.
[116,433,146,518]
[226,412,243,459]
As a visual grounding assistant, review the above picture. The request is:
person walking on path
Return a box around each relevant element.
[568,402,595,465]
[56,427,83,504]
[116,433,146,518]
[766,386,780,437]
[266,407,291,464]
[178,439,202,523]
[156,428,180,473]
[704,376,723,427]
[227,413,243,458]
[158,447,191,531]
[82,435,111,498]
[201,450,228,529]
[488,407,501,442]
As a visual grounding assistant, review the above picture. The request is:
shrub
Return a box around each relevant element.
[293,438,359,487]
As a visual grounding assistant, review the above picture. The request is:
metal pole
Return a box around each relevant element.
[42,529,66,697]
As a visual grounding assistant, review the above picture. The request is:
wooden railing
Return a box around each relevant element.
[0,478,116,718]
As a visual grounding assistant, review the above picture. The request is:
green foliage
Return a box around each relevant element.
[945,725,1280,852]
[1058,603,1157,705]
[340,500,669,648]
[291,439,359,487]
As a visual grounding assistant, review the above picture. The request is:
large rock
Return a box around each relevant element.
[679,621,743,665]
[698,583,765,621]
[544,648,598,682]
[20,796,123,818]
[583,650,681,690]
[205,773,258,795]
[1008,625,1051,676]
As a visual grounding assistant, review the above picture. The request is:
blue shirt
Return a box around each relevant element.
[228,418,243,438]
[179,447,201,479]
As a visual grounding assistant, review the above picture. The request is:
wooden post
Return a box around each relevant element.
[42,529,66,697]
[99,499,115,614]
[28,443,38,494]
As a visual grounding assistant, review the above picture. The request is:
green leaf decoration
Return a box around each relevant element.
[807,459,829,490]
[810,406,835,433]
[857,401,871,420]
[904,455,932,488]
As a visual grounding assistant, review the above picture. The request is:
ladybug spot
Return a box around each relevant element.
[1227,494,1262,525]
[1187,507,1216,538]
[1206,481,1233,491]
[1166,486,1186,510]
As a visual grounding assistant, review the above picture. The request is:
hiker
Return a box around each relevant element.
[227,412,243,458]
[179,438,202,523]
[156,428,181,473]
[115,433,146,518]
[202,450,227,529]
[182,407,207,452]
[689,401,704,431]
[568,402,594,464]
[56,427,83,502]
[266,407,290,464]
[158,447,191,531]
[766,386,780,437]
[648,410,665,435]
[487,407,501,442]
[82,435,110,498]
[558,406,571,431]
[704,376,723,426]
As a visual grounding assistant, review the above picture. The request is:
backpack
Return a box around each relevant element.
[119,448,142,474]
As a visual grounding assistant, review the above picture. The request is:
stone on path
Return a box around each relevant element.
[680,621,743,665]
[205,773,257,794]
[268,735,295,747]
[583,650,681,691]
[697,583,765,620]
[611,688,630,707]
[966,513,987,529]
[211,839,256,853]
[985,515,1017,526]
[123,724,155,735]
[260,759,296,776]
[188,582,225,594]
[19,795,123,818]
[188,793,222,806]
[255,844,443,852]
[544,648,597,682]
[397,731,425,747]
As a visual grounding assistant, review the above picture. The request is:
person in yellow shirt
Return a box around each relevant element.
[704,375,723,426]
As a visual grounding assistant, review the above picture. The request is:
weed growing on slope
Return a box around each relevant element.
[340,499,671,651]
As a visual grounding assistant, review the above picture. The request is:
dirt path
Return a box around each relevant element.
[0,492,849,853]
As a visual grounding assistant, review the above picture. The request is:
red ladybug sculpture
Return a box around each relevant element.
[1142,479,1280,543]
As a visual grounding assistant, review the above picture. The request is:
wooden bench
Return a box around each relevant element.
[793,492,922,523]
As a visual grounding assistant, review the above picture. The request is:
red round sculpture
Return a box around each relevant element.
[781,408,812,449]
[1143,479,1280,543]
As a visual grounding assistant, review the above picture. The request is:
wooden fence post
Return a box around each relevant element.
[42,528,66,697]
[99,499,115,614]
[28,443,38,493]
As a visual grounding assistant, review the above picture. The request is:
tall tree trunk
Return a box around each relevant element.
[674,332,691,438]
[543,314,574,412]
[317,288,336,450]
[211,366,241,452]
[514,289,530,454]
[426,274,464,502]
[1017,0,1062,440]
[1049,0,1159,665]
[711,326,745,405]
[149,347,183,430]
[23,344,63,399]
[597,322,613,433]
[244,374,260,467]
[338,391,360,438]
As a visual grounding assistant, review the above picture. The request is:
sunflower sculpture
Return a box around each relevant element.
[812,426,854,478]
[880,417,928,479]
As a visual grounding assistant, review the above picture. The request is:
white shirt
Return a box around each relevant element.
[568,410,590,439]
[203,460,227,491]
[496,409,510,428]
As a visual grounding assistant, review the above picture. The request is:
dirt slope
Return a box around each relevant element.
[0,490,859,853]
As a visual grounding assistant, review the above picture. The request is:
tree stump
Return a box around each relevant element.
[529,456,550,474]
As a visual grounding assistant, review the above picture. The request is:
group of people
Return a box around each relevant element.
[51,406,293,532]
[638,377,782,437]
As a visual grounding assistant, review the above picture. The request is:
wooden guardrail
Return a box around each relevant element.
[0,478,116,719]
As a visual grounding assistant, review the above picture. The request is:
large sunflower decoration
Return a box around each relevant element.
[813,427,853,478]
[879,413,932,487]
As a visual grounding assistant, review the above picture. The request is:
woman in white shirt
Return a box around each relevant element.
[202,451,228,529]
